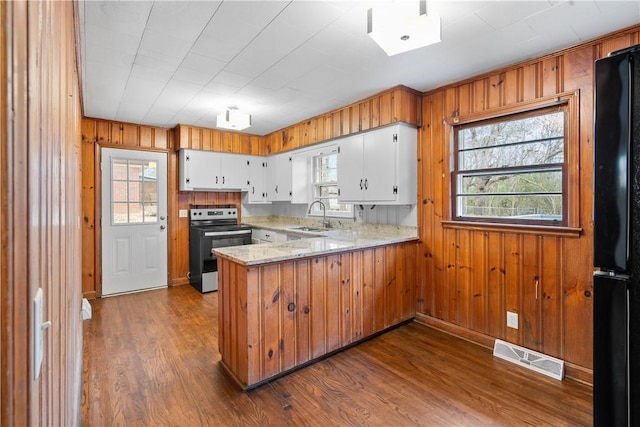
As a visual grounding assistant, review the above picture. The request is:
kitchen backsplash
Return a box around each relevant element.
[241,201,417,227]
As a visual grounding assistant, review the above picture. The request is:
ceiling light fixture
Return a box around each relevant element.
[367,0,441,56]
[216,107,252,131]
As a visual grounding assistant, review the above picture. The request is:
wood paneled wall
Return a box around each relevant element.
[417,25,640,383]
[263,85,421,154]
[2,1,83,425]
[175,124,264,154]
[81,118,245,297]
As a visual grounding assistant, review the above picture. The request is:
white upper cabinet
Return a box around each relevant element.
[263,152,309,204]
[246,155,270,204]
[337,123,417,204]
[266,153,292,201]
[179,149,250,191]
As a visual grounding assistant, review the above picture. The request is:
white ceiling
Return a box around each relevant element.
[79,0,640,135]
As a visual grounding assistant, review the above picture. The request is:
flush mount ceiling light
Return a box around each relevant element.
[367,0,441,56]
[216,107,252,131]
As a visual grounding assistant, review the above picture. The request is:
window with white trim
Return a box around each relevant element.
[310,151,353,218]
[453,105,567,225]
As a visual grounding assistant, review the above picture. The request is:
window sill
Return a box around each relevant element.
[441,220,582,238]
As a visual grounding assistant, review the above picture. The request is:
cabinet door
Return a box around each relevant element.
[220,153,249,190]
[337,135,364,202]
[267,153,292,201]
[247,156,270,204]
[183,149,220,190]
[290,154,309,204]
[363,126,396,202]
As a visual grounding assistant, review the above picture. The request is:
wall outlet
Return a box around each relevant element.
[179,209,188,218]
[507,311,519,329]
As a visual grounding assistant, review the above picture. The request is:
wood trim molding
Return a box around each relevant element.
[1,1,30,424]
[441,220,583,238]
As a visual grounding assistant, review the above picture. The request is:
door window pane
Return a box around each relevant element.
[111,158,159,225]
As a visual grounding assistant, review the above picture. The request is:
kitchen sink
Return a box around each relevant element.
[289,226,326,232]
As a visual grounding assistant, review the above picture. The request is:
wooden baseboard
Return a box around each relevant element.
[414,313,593,386]
[170,277,190,286]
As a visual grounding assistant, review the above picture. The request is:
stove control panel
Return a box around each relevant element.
[190,208,238,221]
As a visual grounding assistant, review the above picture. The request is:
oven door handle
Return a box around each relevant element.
[203,230,252,237]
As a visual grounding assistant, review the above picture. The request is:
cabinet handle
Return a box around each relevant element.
[252,186,255,194]
[216,176,219,184]
[275,185,279,193]
[222,176,225,184]
[535,276,539,300]
[360,179,363,190]
[364,179,368,190]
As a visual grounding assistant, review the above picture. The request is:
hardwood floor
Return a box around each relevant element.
[82,285,592,426]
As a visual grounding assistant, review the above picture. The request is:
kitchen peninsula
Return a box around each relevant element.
[213,217,419,389]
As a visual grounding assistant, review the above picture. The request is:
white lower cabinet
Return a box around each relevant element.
[252,228,286,243]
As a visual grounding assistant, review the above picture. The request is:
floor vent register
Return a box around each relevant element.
[493,339,564,380]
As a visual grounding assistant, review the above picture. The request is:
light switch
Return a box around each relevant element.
[33,288,51,380]
[179,209,188,218]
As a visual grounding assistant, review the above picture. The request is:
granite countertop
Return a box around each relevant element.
[212,216,419,266]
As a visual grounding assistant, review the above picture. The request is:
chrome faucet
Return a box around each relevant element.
[308,200,331,228]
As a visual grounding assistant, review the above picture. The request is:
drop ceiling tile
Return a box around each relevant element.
[138,29,192,62]
[202,81,239,97]
[84,42,135,69]
[181,53,226,75]
[83,1,152,37]
[439,13,495,46]
[120,76,167,104]
[212,70,254,89]
[83,25,143,55]
[114,103,149,124]
[246,46,330,91]
[211,1,288,30]
[129,63,173,83]
[152,80,203,110]
[274,1,343,35]
[142,112,176,128]
[525,1,601,35]
[474,1,552,30]
[146,1,222,41]
[172,66,214,86]
[223,56,273,80]
[191,32,252,64]
[170,109,207,125]
[134,53,181,73]
[572,1,640,41]
[234,24,310,67]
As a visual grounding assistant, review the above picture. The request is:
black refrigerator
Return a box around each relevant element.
[593,44,640,427]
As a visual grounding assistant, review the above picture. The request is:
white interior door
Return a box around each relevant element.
[101,148,168,296]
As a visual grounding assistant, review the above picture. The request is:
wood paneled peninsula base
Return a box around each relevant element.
[213,226,418,389]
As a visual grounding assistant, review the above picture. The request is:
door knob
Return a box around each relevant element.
[160,216,166,220]
[160,225,166,230]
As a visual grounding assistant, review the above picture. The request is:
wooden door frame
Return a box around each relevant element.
[1,1,31,425]
[94,144,171,297]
